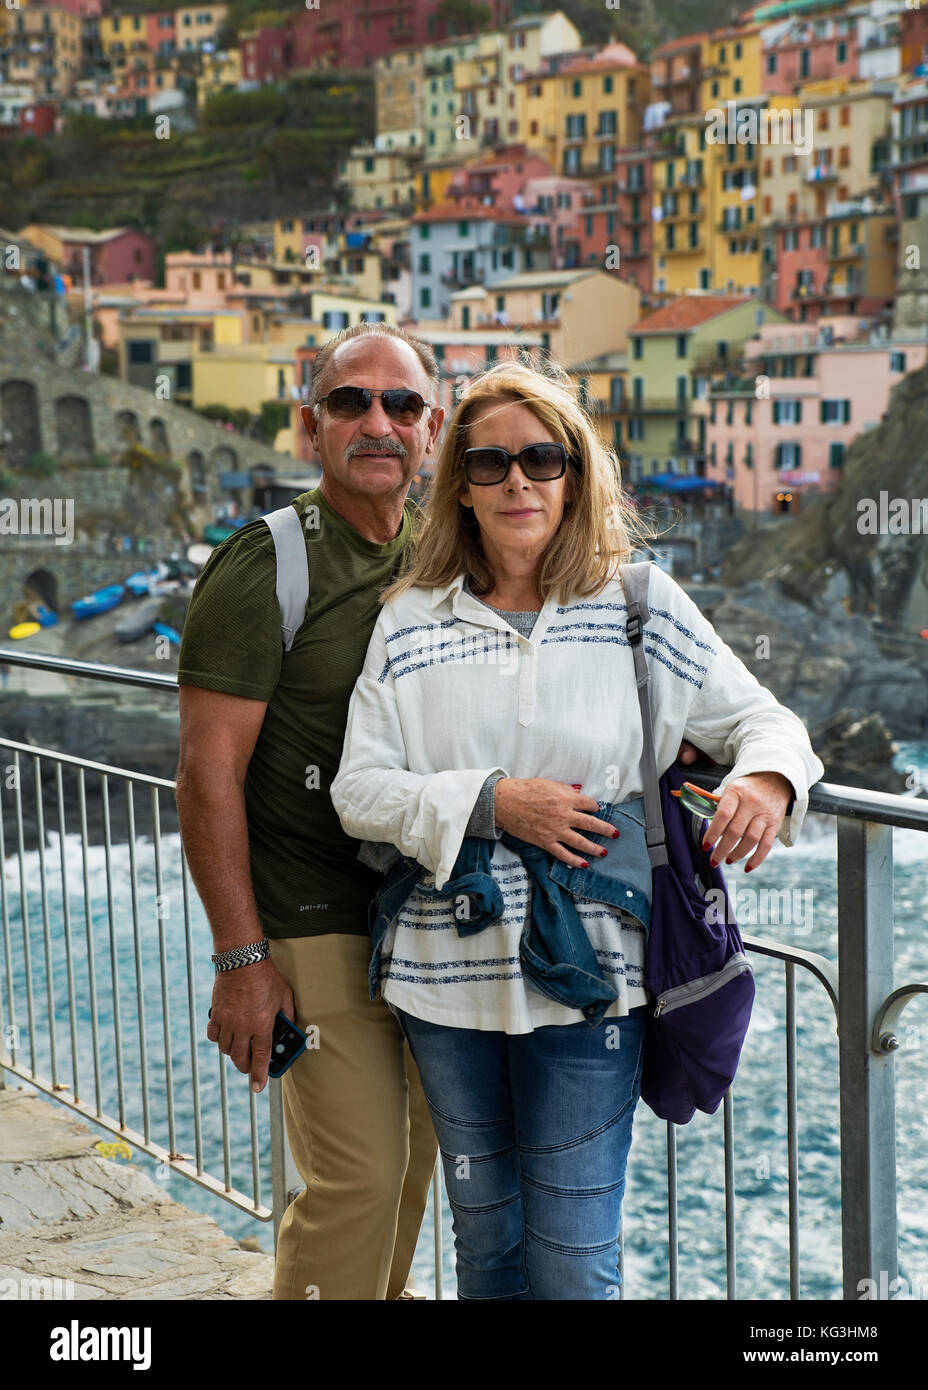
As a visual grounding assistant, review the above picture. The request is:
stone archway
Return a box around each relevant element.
[24,566,59,612]
[54,394,94,462]
[115,409,140,446]
[0,379,42,469]
[187,449,208,498]
[149,417,170,457]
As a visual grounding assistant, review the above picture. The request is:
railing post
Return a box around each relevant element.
[836,817,897,1299]
[269,1080,302,1258]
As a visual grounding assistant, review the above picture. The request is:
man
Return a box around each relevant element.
[176,323,444,1300]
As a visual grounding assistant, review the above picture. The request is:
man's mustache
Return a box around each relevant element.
[346,439,408,459]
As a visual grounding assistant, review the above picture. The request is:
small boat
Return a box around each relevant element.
[72,584,125,621]
[36,604,58,628]
[187,543,213,571]
[115,597,163,644]
[153,620,181,645]
[9,621,41,640]
[203,520,248,546]
[124,568,161,597]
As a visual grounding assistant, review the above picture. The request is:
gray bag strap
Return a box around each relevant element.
[263,503,309,653]
[619,561,669,868]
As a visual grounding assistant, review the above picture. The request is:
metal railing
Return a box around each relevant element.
[1,645,927,1301]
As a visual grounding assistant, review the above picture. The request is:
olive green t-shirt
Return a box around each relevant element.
[177,486,419,939]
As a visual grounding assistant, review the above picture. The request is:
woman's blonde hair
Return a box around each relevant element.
[379,357,660,607]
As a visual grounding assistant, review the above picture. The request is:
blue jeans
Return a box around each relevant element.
[393,1004,647,1300]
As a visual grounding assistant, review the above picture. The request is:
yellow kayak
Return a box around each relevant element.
[9,621,41,639]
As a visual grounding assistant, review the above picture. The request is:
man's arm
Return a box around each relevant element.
[176,685,294,1093]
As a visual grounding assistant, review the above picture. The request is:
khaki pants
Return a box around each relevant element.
[267,933,438,1300]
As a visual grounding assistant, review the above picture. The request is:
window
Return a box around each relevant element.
[128,340,154,364]
[745,398,752,426]
[676,375,688,407]
[820,399,850,424]
[800,51,810,77]
[420,287,431,309]
[837,41,847,63]
[420,223,430,239]
[773,399,802,424]
[839,146,850,167]
[829,441,845,468]
[676,334,687,359]
[458,221,469,237]
[840,105,850,127]
[418,253,430,272]
[767,54,777,74]
[610,376,624,410]
[628,418,644,440]
[810,225,824,248]
[776,442,802,468]
[784,228,799,251]
[632,376,644,407]
[632,336,642,360]
[819,109,829,130]
[726,399,734,426]
[890,351,906,372]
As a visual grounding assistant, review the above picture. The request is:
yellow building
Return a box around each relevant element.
[566,349,628,459]
[197,45,242,109]
[539,43,650,180]
[448,267,640,369]
[174,4,227,53]
[651,105,764,296]
[700,24,763,107]
[5,5,82,98]
[338,144,420,213]
[759,80,893,224]
[374,46,425,153]
[453,12,582,161]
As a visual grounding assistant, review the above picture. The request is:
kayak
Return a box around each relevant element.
[115,597,163,644]
[72,584,126,621]
[36,604,58,628]
[153,620,181,645]
[9,621,41,640]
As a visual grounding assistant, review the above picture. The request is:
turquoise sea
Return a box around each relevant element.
[2,742,926,1299]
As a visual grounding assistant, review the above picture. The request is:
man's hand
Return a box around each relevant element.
[702,770,793,873]
[677,738,715,767]
[206,958,295,1094]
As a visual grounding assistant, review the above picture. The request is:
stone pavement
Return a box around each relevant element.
[0,1087,273,1299]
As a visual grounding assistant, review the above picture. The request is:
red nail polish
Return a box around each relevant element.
[580,860,589,869]
[612,829,620,839]
[702,840,712,852]
[745,865,753,874]
[710,858,719,868]
[600,848,608,857]
[725,857,733,865]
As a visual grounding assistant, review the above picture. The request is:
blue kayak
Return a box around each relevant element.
[72,584,126,621]
[36,604,58,628]
[152,620,181,645]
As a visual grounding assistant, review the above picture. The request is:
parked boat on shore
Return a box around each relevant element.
[72,584,125,621]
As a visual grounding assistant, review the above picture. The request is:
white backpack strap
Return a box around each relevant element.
[263,504,309,652]
[620,560,669,867]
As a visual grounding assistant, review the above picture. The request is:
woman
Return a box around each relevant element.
[330,359,824,1300]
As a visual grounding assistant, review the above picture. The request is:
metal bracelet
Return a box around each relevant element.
[211,939,270,972]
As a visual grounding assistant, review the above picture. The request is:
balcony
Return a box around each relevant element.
[679,169,704,187]
[663,240,704,255]
[440,268,485,289]
[829,242,865,261]
[806,166,838,183]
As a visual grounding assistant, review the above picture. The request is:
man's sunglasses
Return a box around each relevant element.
[317,386,433,424]
[463,442,575,486]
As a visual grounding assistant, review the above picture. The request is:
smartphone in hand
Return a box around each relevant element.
[268,1012,308,1078]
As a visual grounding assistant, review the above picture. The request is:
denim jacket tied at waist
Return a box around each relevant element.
[361,796,653,1027]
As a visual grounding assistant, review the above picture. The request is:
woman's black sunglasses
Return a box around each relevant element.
[463,442,575,486]
[318,386,433,424]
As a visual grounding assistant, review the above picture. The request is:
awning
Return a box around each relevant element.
[639,473,724,492]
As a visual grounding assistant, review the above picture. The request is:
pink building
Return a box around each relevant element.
[446,148,553,213]
[521,174,596,269]
[241,25,291,82]
[773,219,829,321]
[48,0,102,14]
[52,227,157,286]
[288,0,512,74]
[145,11,177,55]
[705,318,928,513]
[761,23,858,95]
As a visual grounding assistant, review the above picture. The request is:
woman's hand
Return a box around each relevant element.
[702,770,793,872]
[493,779,617,867]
